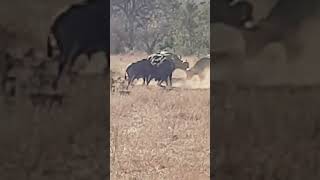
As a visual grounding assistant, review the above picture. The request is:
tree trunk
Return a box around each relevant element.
[128,19,135,51]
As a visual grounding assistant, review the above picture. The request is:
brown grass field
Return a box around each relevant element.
[110,52,210,179]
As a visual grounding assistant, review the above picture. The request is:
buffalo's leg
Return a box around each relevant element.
[52,57,66,90]
[127,79,135,89]
[142,77,146,85]
[126,77,130,89]
[165,77,169,86]
[53,48,77,90]
[147,76,152,85]
[67,50,82,84]
[87,52,93,62]
[169,73,173,87]
[126,76,135,89]
[157,79,165,88]
[68,56,80,84]
[144,75,151,85]
[68,47,80,73]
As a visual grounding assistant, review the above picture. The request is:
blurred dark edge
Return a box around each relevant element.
[210,1,214,179]
[211,1,320,180]
[106,0,111,178]
[0,0,110,179]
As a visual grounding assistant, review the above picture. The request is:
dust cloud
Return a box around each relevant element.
[173,68,210,89]
[213,8,320,85]
[255,14,320,85]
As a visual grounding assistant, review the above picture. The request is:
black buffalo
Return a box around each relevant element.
[219,0,320,61]
[125,59,154,89]
[148,59,176,87]
[186,57,210,80]
[125,56,189,89]
[149,53,189,71]
[148,56,189,87]
[47,0,107,89]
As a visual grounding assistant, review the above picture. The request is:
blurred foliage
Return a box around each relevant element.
[110,0,209,57]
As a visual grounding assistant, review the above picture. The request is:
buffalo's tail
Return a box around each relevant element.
[47,33,53,58]
[124,71,128,80]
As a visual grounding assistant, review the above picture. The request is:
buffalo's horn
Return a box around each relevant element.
[229,0,243,6]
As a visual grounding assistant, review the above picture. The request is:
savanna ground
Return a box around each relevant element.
[110,52,210,179]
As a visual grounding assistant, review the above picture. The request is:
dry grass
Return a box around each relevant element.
[214,83,320,179]
[110,52,210,180]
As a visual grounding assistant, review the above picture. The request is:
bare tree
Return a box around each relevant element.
[111,0,157,51]
[136,9,171,54]
[110,0,209,56]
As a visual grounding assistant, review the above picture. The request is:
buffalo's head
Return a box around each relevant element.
[174,55,189,70]
[180,56,189,70]
[182,61,189,70]
[212,0,256,29]
[165,53,190,71]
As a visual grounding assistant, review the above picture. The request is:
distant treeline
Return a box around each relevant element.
[110,0,209,56]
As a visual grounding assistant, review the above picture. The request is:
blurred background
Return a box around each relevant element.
[110,0,209,57]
